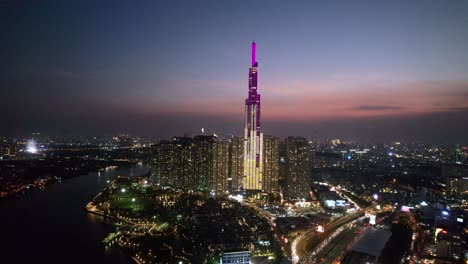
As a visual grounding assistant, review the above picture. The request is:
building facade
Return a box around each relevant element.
[229,136,244,192]
[263,135,280,193]
[243,42,263,190]
[213,138,230,195]
[221,251,250,264]
[151,135,230,195]
[285,136,311,200]
[443,166,468,200]
[192,135,216,192]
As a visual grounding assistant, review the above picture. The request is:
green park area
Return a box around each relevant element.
[108,197,153,213]
[99,180,156,215]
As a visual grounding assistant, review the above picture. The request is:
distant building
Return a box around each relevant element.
[150,140,175,187]
[220,251,250,264]
[213,138,230,195]
[229,137,244,192]
[263,135,280,194]
[114,134,133,148]
[172,137,195,190]
[320,191,347,209]
[443,166,468,200]
[285,136,311,200]
[192,135,216,192]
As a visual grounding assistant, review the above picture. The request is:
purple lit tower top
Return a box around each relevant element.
[243,42,263,190]
[251,41,256,66]
[247,42,260,131]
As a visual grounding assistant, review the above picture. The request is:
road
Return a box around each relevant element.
[312,226,360,263]
[292,206,372,263]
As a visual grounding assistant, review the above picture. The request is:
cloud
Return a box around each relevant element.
[447,106,468,112]
[354,105,405,111]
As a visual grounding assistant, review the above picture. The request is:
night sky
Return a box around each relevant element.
[1,0,468,143]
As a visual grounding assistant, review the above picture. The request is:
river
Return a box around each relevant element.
[0,164,150,264]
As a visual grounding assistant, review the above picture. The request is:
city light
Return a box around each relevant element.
[26,139,38,154]
[369,215,376,225]
[317,225,325,233]
[2,8,467,263]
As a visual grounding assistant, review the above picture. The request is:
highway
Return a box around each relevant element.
[292,206,372,263]
[312,225,360,263]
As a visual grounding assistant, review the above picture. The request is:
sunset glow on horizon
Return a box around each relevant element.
[1,0,468,142]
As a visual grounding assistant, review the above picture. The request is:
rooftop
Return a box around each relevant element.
[350,227,392,257]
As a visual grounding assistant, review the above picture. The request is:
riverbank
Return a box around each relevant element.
[0,160,147,200]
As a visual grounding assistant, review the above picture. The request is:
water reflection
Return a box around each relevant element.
[0,164,149,264]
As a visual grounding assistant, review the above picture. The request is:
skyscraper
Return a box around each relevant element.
[263,135,280,193]
[443,165,468,200]
[151,140,175,187]
[243,42,263,190]
[150,137,193,190]
[229,137,244,192]
[285,137,311,200]
[172,137,194,190]
[151,135,231,195]
[193,135,216,192]
[213,138,230,195]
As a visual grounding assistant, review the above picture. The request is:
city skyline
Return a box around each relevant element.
[1,2,467,264]
[1,0,468,143]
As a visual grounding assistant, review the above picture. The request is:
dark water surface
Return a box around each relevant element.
[0,165,150,264]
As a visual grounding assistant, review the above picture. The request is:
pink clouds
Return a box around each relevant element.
[121,78,468,122]
[260,79,468,121]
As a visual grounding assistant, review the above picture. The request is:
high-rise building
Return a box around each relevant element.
[229,137,244,192]
[151,137,193,189]
[285,137,311,200]
[455,145,461,163]
[193,135,216,192]
[443,165,468,200]
[150,140,175,187]
[213,138,230,195]
[243,41,263,190]
[263,135,280,193]
[151,135,231,194]
[172,137,194,190]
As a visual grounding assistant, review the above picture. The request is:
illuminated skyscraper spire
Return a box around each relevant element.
[251,41,256,66]
[243,42,263,190]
